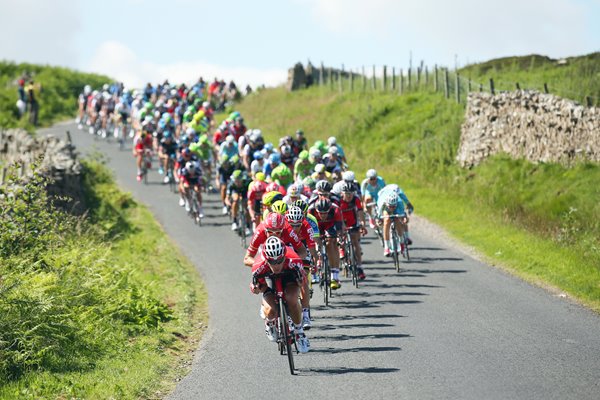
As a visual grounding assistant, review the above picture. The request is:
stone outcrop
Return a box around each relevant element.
[457,91,600,167]
[0,129,85,214]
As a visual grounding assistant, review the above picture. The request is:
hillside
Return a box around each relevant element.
[0,61,110,130]
[236,53,600,310]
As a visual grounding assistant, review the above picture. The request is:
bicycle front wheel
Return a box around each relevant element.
[279,301,295,375]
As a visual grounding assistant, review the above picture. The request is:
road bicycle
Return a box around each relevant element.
[318,238,332,306]
[236,196,249,248]
[165,155,177,193]
[260,272,299,375]
[385,214,409,272]
[340,229,359,288]
[140,149,152,185]
[186,189,202,226]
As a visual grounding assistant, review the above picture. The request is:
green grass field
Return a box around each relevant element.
[236,53,600,311]
[0,159,207,398]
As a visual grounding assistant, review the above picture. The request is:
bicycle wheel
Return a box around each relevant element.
[279,301,295,375]
[403,232,410,262]
[348,239,358,288]
[391,229,400,273]
[239,202,247,248]
[321,252,330,307]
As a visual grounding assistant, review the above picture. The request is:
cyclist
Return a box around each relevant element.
[361,169,386,228]
[322,146,344,179]
[249,150,265,178]
[189,135,213,188]
[308,180,340,207]
[219,135,239,159]
[133,128,153,182]
[270,158,294,189]
[260,191,284,220]
[292,129,308,156]
[180,161,204,218]
[294,150,314,181]
[158,131,178,183]
[217,154,236,214]
[247,173,269,228]
[250,236,310,353]
[339,183,367,280]
[332,170,361,197]
[377,191,408,257]
[292,199,321,283]
[263,152,281,179]
[226,169,252,235]
[311,163,333,183]
[286,206,318,329]
[283,183,309,205]
[308,197,344,290]
[327,136,347,164]
[244,212,308,267]
[377,183,415,244]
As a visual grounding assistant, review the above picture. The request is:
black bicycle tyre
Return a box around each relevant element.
[403,232,410,262]
[238,200,247,248]
[348,238,358,288]
[279,300,295,375]
[391,227,400,273]
[321,250,330,307]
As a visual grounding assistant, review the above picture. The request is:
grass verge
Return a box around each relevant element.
[0,158,207,398]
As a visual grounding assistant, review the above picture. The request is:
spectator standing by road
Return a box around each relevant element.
[25,80,41,126]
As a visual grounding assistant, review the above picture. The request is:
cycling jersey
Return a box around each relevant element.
[247,222,304,257]
[305,213,320,238]
[292,219,316,250]
[339,194,363,228]
[332,180,362,196]
[160,138,178,156]
[322,154,343,173]
[251,247,303,289]
[377,184,411,209]
[270,164,293,188]
[294,159,314,180]
[247,180,268,213]
[227,177,251,198]
[308,203,343,236]
[181,169,202,187]
[361,176,386,200]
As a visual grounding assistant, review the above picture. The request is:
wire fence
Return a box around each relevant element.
[306,63,599,107]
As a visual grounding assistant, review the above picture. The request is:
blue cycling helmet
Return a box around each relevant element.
[264,143,274,152]
[163,131,172,139]
[162,112,171,121]
[253,150,263,160]
[269,153,281,164]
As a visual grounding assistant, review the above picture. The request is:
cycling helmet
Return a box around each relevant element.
[295,129,304,136]
[180,136,190,145]
[262,236,286,262]
[315,198,332,213]
[253,150,263,160]
[255,172,266,182]
[298,150,309,160]
[341,182,354,193]
[232,169,242,180]
[271,200,288,215]
[269,153,281,164]
[185,161,197,171]
[185,127,196,136]
[385,193,399,206]
[225,135,235,145]
[262,191,283,207]
[286,206,304,224]
[103,83,109,91]
[281,144,292,155]
[220,154,230,164]
[292,199,309,214]
[199,135,209,144]
[163,131,172,139]
[314,163,325,173]
[264,212,286,230]
[181,148,191,157]
[84,85,92,94]
[328,146,339,155]
[189,142,200,153]
[202,101,210,108]
[315,180,332,194]
[287,184,299,197]
[303,176,316,190]
[162,112,171,121]
[264,143,274,152]
[342,171,355,182]
[309,148,321,159]
[366,169,377,179]
[314,140,325,149]
[327,136,337,146]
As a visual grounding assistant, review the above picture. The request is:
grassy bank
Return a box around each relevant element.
[0,158,207,398]
[0,61,110,130]
[235,78,600,311]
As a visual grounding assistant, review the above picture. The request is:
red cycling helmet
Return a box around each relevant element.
[264,212,286,231]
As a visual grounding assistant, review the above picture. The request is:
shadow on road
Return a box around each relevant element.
[311,332,411,341]
[309,346,402,354]
[300,367,400,375]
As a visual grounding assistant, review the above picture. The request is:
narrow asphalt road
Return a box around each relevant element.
[43,122,600,400]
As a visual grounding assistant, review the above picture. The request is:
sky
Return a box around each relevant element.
[1,0,598,89]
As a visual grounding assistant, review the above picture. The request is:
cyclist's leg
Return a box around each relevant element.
[382,216,391,254]
[326,235,341,286]
[261,293,277,320]
[283,283,302,326]
[231,192,240,226]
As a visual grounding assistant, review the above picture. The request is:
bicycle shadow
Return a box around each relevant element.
[309,345,402,354]
[311,332,411,341]
[298,366,400,375]
[316,322,396,330]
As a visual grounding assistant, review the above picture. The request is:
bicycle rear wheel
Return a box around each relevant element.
[391,229,400,273]
[321,252,330,307]
[279,301,295,375]
[239,202,247,248]
[348,240,358,288]
[403,233,410,262]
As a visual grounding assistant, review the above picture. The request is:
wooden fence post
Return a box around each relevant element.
[479,83,483,92]
[400,69,404,94]
[392,67,396,91]
[586,96,593,107]
[468,79,472,92]
[434,65,438,92]
[444,69,449,99]
[455,73,460,103]
[329,68,333,90]
[407,67,412,90]
[516,82,521,90]
[339,65,344,93]
[543,83,549,94]
[320,62,324,86]
[490,78,495,95]
[425,66,429,86]
[383,65,387,91]
[350,69,354,92]
[1,167,6,185]
[362,66,366,92]
[372,65,376,90]
[416,67,421,87]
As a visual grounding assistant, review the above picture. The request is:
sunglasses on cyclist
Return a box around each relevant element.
[289,222,302,228]
[267,255,286,265]
[265,228,283,236]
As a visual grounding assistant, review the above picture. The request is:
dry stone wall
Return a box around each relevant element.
[457,91,600,167]
[0,129,85,214]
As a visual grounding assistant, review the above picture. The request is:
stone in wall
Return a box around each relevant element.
[0,129,85,214]
[457,91,600,167]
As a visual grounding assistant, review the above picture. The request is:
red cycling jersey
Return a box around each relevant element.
[308,204,343,234]
[339,195,363,228]
[293,219,316,250]
[134,134,153,153]
[247,221,304,257]
[247,180,268,212]
[251,247,303,282]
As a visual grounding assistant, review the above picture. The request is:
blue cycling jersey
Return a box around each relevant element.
[361,176,386,200]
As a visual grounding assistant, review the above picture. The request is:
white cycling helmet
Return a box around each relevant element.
[366,169,377,179]
[286,206,304,224]
[385,193,399,206]
[342,171,355,182]
[84,85,92,94]
[327,136,337,146]
[263,236,286,261]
